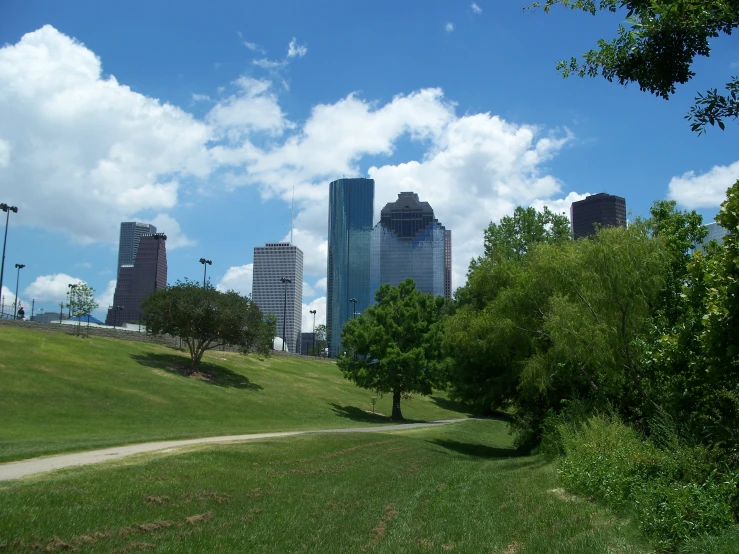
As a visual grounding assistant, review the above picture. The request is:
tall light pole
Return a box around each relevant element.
[199,258,212,288]
[280,277,292,352]
[0,203,19,313]
[349,297,358,319]
[309,309,316,356]
[13,263,24,318]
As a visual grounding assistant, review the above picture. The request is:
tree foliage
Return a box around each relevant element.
[529,0,739,133]
[141,280,274,371]
[67,283,99,335]
[337,279,445,421]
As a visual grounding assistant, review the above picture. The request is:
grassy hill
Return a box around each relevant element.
[0,420,650,553]
[0,327,469,463]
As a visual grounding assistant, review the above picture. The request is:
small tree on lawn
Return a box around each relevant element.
[141,279,273,371]
[68,283,98,336]
[338,278,445,421]
[314,323,327,355]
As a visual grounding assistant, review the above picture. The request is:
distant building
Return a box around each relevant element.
[695,221,729,253]
[327,178,375,357]
[105,233,167,326]
[252,243,303,353]
[570,193,626,239]
[300,332,316,355]
[117,222,157,271]
[370,192,449,300]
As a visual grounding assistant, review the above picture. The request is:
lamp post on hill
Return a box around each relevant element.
[309,309,316,356]
[349,297,357,319]
[0,203,19,313]
[13,263,24,318]
[280,277,292,352]
[199,258,212,288]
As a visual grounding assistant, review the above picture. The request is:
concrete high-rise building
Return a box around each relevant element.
[327,177,374,357]
[105,233,167,326]
[117,222,157,272]
[370,192,449,301]
[695,221,729,253]
[570,193,627,239]
[444,229,452,299]
[252,243,303,353]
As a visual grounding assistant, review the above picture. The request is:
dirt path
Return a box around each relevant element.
[0,419,468,481]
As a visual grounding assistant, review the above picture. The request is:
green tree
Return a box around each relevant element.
[67,283,99,336]
[313,323,327,355]
[529,0,739,133]
[141,280,273,371]
[338,279,445,421]
[483,205,571,261]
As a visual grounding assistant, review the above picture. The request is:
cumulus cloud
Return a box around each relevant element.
[96,279,116,308]
[23,273,84,300]
[471,2,482,14]
[445,22,454,32]
[530,191,589,220]
[302,296,326,331]
[287,38,307,58]
[314,277,327,293]
[303,281,315,298]
[149,213,195,249]
[0,25,212,244]
[668,161,739,209]
[216,264,253,296]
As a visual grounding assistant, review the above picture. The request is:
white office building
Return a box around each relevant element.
[252,243,303,353]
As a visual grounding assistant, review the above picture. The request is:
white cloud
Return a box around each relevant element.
[668,161,739,208]
[530,191,589,220]
[0,25,213,244]
[23,273,84,300]
[471,2,482,14]
[216,264,253,296]
[314,277,327,293]
[237,33,264,53]
[149,213,196,249]
[303,281,315,298]
[302,296,326,331]
[96,279,116,308]
[192,93,212,103]
[253,58,286,70]
[445,22,454,32]
[287,38,307,58]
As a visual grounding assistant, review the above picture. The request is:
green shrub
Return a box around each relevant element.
[557,415,736,552]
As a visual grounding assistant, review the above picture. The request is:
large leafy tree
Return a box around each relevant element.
[67,283,99,335]
[529,0,739,133]
[483,205,571,261]
[141,280,273,371]
[338,279,445,421]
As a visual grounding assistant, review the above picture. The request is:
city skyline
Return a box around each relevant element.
[1,3,737,330]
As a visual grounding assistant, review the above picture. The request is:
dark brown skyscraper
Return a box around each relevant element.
[570,193,626,239]
[105,233,167,325]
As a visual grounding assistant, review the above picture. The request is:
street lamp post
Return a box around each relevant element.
[309,309,316,356]
[0,203,19,314]
[280,277,292,352]
[199,258,212,288]
[349,297,358,319]
[13,263,24,318]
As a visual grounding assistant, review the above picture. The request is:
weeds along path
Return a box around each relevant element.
[0,419,469,481]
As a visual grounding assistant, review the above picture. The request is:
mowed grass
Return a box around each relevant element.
[0,327,469,462]
[0,420,650,553]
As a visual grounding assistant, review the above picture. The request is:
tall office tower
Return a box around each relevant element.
[444,229,452,299]
[252,243,303,353]
[117,222,157,272]
[327,177,374,357]
[570,192,627,239]
[105,233,167,326]
[695,221,729,253]
[370,192,448,301]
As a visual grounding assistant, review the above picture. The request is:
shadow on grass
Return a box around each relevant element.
[131,353,263,390]
[328,403,424,424]
[430,439,526,459]
[429,396,474,416]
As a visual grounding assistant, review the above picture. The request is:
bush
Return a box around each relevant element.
[557,415,737,552]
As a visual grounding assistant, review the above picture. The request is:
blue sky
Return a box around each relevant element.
[1,0,738,326]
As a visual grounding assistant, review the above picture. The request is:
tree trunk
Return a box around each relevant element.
[391,389,403,421]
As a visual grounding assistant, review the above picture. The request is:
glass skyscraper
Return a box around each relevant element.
[327,177,374,357]
[370,192,449,301]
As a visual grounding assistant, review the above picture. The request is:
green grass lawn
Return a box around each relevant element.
[0,420,650,553]
[0,327,470,462]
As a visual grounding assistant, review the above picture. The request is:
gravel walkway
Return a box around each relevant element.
[0,419,468,481]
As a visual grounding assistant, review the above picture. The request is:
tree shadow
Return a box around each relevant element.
[429,396,474,415]
[328,403,424,424]
[130,353,263,390]
[429,439,526,459]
